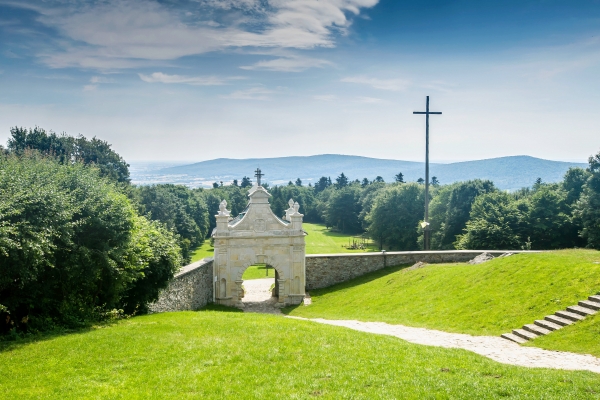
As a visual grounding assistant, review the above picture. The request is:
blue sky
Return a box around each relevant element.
[0,0,599,162]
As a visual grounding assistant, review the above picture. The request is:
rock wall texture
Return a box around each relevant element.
[305,250,534,290]
[148,259,213,313]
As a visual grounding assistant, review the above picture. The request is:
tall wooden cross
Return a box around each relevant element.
[413,96,442,250]
[254,168,264,186]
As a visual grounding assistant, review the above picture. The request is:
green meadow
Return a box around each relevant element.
[1,310,599,399]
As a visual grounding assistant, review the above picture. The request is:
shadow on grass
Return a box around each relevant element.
[281,264,411,315]
[0,320,122,354]
[1,304,245,352]
[199,304,243,313]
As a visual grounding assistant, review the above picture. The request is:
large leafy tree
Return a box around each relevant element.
[314,176,332,193]
[7,127,130,183]
[526,184,581,249]
[0,155,181,333]
[456,192,528,250]
[325,186,363,233]
[133,184,209,262]
[367,183,425,250]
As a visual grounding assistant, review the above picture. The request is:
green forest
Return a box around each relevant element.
[1,126,600,336]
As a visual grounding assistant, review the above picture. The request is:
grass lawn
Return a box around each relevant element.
[191,223,376,263]
[190,241,214,262]
[284,250,600,336]
[302,222,377,254]
[525,312,600,357]
[1,310,600,399]
[242,264,276,280]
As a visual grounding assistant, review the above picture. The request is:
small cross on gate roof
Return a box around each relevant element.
[254,168,264,186]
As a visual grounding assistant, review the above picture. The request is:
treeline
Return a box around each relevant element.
[267,159,599,252]
[2,125,600,336]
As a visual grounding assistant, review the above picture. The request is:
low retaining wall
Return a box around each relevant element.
[305,250,535,290]
[148,259,213,313]
[149,250,538,312]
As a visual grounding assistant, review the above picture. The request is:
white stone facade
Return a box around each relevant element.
[212,185,306,307]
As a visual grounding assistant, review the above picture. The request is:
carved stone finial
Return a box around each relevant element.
[293,201,300,213]
[218,199,230,216]
[288,198,295,208]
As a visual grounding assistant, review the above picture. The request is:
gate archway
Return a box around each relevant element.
[212,185,306,307]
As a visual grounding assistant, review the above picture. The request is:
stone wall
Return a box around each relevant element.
[305,250,534,290]
[149,250,538,312]
[148,259,213,313]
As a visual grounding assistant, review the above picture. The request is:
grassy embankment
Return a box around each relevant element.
[191,223,377,263]
[284,250,600,341]
[1,310,599,399]
[526,311,600,357]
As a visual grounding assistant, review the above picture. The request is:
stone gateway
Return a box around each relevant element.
[212,184,306,307]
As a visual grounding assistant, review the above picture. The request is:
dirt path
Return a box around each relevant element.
[241,278,281,315]
[286,317,600,374]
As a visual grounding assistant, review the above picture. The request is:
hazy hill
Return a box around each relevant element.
[134,155,586,191]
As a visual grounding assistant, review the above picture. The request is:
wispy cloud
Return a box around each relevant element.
[138,72,242,86]
[341,76,410,91]
[221,87,273,100]
[13,0,379,70]
[240,56,333,72]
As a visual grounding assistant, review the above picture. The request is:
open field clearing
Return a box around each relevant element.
[284,250,600,337]
[1,310,600,399]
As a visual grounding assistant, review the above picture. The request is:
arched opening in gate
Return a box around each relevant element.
[237,261,285,310]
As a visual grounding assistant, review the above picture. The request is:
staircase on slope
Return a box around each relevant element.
[501,293,600,344]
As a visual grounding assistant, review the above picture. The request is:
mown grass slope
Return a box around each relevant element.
[526,312,600,357]
[1,310,599,399]
[285,250,600,336]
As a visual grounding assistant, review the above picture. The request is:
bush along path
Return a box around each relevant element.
[502,293,600,344]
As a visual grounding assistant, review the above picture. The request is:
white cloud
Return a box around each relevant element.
[314,94,338,101]
[240,56,333,72]
[19,0,379,70]
[138,72,239,86]
[221,87,273,100]
[341,76,411,91]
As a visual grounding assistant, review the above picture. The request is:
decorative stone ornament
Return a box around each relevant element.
[212,183,306,307]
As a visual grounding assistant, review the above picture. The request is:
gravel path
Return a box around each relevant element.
[239,278,600,373]
[241,278,281,315]
[286,317,600,374]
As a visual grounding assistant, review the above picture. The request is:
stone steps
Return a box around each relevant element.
[579,300,600,311]
[555,310,586,321]
[501,333,527,344]
[501,292,599,344]
[534,319,561,331]
[567,305,597,317]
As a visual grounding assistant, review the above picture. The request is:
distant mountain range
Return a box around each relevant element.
[129,155,587,191]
